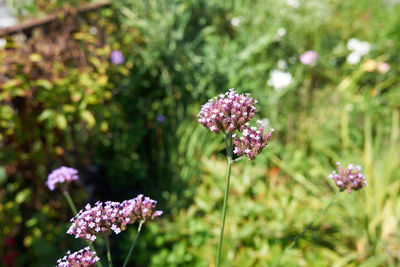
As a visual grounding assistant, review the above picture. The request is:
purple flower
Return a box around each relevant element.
[46,166,79,191]
[56,246,99,267]
[121,194,164,222]
[233,121,273,160]
[299,50,318,66]
[110,50,125,65]
[328,163,367,193]
[197,88,257,134]
[67,201,130,242]
[156,114,166,123]
[67,195,163,242]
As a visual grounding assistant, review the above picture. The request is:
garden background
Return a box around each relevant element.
[1,0,400,266]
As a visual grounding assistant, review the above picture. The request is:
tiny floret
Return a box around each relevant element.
[329,162,367,193]
[46,166,79,191]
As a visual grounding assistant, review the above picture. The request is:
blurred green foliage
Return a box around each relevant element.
[1,0,400,266]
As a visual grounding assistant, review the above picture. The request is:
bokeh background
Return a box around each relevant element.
[1,0,400,266]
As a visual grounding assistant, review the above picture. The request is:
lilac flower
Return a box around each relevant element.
[197,88,256,134]
[299,50,318,66]
[121,194,163,223]
[46,166,79,191]
[377,62,390,74]
[156,114,166,123]
[233,121,273,160]
[328,162,367,193]
[56,246,99,267]
[110,50,125,65]
[67,195,162,242]
[67,201,130,242]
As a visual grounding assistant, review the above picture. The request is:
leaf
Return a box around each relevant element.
[37,110,54,121]
[34,79,52,90]
[55,114,67,130]
[2,79,21,90]
[29,53,42,62]
[80,110,96,128]
[15,188,32,204]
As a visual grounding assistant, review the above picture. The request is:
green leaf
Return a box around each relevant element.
[80,110,96,128]
[37,110,54,122]
[15,188,32,204]
[55,114,67,130]
[34,79,52,90]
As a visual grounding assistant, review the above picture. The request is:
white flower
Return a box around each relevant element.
[277,28,287,37]
[231,16,243,27]
[89,27,98,35]
[346,38,360,50]
[268,70,292,91]
[346,38,370,64]
[347,52,361,64]
[286,0,300,8]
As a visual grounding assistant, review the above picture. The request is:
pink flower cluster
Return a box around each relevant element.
[197,88,256,134]
[233,121,273,160]
[57,247,99,267]
[67,195,163,242]
[120,194,164,222]
[328,162,368,193]
[299,50,318,66]
[46,166,79,191]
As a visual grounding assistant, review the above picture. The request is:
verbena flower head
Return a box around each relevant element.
[300,50,318,66]
[197,88,256,134]
[67,195,163,242]
[328,162,367,193]
[46,166,79,191]
[233,120,273,160]
[110,50,125,65]
[67,201,131,242]
[56,247,99,267]
[121,194,163,223]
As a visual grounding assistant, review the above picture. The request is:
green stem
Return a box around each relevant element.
[216,133,233,267]
[62,190,77,215]
[105,235,113,267]
[273,192,341,267]
[63,190,103,267]
[122,220,144,267]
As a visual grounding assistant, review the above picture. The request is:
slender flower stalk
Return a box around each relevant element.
[105,235,113,267]
[122,220,144,267]
[273,192,341,266]
[216,133,233,267]
[62,190,78,215]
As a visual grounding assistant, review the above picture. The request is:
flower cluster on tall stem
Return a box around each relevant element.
[273,164,367,266]
[198,88,273,267]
